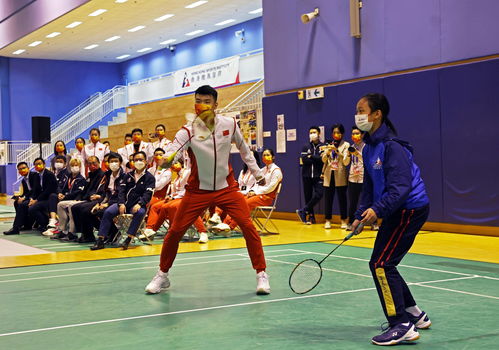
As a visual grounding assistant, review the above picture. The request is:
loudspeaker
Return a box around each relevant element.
[32,116,51,143]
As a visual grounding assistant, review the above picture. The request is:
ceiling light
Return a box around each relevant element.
[46,32,61,38]
[186,29,204,36]
[84,44,99,50]
[116,54,130,59]
[185,1,208,9]
[215,19,235,26]
[115,0,128,3]
[154,14,174,22]
[28,41,42,47]
[12,49,25,55]
[160,39,176,45]
[137,47,152,53]
[66,21,82,28]
[88,9,107,17]
[249,8,262,14]
[105,36,121,42]
[128,25,145,32]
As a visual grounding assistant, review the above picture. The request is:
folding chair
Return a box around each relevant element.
[113,213,153,246]
[251,182,282,235]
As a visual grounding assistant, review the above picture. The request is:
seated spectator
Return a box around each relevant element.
[42,158,86,239]
[142,160,209,243]
[50,140,72,171]
[122,128,153,163]
[149,148,172,206]
[3,162,40,235]
[28,158,58,232]
[78,152,125,244]
[212,148,282,233]
[53,155,69,186]
[68,156,106,242]
[90,151,155,250]
[152,124,171,151]
[82,128,109,175]
[103,140,111,151]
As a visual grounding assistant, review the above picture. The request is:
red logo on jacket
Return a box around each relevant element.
[223,130,229,136]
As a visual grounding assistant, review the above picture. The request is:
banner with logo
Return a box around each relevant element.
[173,56,240,95]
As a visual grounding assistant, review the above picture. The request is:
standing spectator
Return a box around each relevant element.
[296,126,325,224]
[28,157,58,232]
[321,124,350,229]
[122,128,153,163]
[82,128,109,174]
[346,126,366,230]
[71,137,86,166]
[117,133,133,169]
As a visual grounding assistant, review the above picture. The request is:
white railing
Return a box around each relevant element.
[0,140,31,165]
[217,79,265,149]
[14,85,127,165]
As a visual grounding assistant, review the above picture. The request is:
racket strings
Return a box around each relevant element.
[289,259,322,294]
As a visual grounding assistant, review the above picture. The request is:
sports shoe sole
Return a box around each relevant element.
[371,329,420,346]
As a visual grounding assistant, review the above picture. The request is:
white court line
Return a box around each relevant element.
[289,248,499,280]
[409,275,479,285]
[0,249,294,277]
[414,283,499,300]
[0,286,378,337]
[0,252,309,283]
[265,257,371,278]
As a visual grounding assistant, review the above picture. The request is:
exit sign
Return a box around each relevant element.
[305,87,324,100]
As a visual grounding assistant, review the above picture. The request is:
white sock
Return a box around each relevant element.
[405,305,422,317]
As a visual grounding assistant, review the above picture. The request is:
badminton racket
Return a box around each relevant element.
[289,223,364,294]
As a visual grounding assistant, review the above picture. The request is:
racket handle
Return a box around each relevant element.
[344,223,364,241]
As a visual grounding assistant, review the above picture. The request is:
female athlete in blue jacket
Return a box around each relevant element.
[351,93,431,346]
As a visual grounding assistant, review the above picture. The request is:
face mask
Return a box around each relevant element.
[195,103,212,116]
[56,146,65,153]
[132,135,142,143]
[90,135,99,143]
[355,114,373,132]
[333,133,342,141]
[125,140,132,145]
[171,164,182,173]
[54,162,64,170]
[76,142,84,151]
[157,130,165,137]
[19,168,29,177]
[309,132,319,142]
[155,155,163,163]
[71,166,80,174]
[109,163,120,172]
[134,160,146,170]
[103,162,109,171]
[263,155,273,165]
[352,134,362,143]
[35,164,44,172]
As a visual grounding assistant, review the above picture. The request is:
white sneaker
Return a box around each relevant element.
[212,222,231,233]
[145,270,170,294]
[372,224,379,231]
[42,228,57,236]
[139,228,156,240]
[208,213,222,225]
[256,271,270,295]
[341,220,348,229]
[48,218,57,229]
[324,220,332,229]
[198,232,209,243]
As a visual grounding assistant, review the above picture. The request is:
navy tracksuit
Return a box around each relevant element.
[355,123,429,326]
[300,141,325,216]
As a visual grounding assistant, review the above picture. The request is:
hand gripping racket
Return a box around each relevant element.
[289,223,364,294]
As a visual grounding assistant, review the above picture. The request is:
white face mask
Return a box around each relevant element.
[309,132,319,142]
[109,163,120,172]
[355,114,373,132]
[54,162,64,170]
[70,166,80,174]
[134,160,146,170]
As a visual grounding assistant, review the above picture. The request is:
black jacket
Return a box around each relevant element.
[118,170,155,210]
[59,173,86,200]
[101,169,125,206]
[300,141,325,178]
[55,168,71,193]
[34,170,58,201]
[81,169,106,200]
[18,171,40,200]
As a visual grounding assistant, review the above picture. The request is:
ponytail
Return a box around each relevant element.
[362,93,397,135]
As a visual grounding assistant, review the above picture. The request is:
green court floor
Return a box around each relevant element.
[0,243,498,349]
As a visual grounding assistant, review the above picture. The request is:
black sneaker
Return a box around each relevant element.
[309,214,316,224]
[296,209,307,223]
[3,227,20,235]
[51,232,67,240]
[371,323,419,346]
[90,237,105,250]
[407,311,431,329]
[120,236,132,250]
[61,233,78,242]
